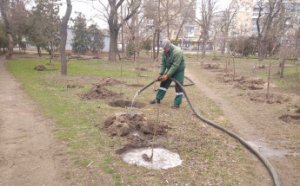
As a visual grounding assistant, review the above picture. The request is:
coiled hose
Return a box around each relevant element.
[136,78,280,186]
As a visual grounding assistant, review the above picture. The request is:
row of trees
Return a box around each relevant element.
[0,0,61,57]
[0,0,72,74]
[1,0,299,75]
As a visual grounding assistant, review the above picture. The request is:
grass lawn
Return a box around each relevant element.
[6,56,271,185]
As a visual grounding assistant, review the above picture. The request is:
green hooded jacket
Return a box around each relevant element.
[159,44,185,77]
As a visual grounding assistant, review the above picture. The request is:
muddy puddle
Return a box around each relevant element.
[247,141,300,158]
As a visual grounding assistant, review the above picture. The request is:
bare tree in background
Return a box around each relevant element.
[220,4,238,55]
[174,0,196,43]
[0,0,13,59]
[255,0,283,61]
[124,8,143,61]
[211,16,221,59]
[94,0,141,62]
[60,0,72,75]
[195,0,216,58]
[160,0,181,40]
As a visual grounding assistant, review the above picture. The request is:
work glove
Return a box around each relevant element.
[157,74,163,81]
[159,74,169,82]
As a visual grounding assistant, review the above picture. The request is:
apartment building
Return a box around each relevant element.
[231,0,300,36]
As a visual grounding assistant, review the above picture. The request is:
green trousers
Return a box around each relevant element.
[156,70,184,106]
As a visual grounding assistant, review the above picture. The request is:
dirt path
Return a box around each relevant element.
[0,58,70,186]
[186,68,299,186]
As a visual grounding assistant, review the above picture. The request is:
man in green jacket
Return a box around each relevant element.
[150,39,185,108]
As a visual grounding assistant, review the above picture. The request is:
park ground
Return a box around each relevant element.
[0,52,299,185]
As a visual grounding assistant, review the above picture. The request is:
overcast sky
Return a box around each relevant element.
[58,0,232,29]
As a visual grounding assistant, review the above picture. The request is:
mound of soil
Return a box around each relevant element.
[203,63,220,69]
[279,114,300,124]
[247,92,289,104]
[103,112,169,141]
[97,78,123,86]
[34,65,47,71]
[217,73,244,83]
[217,73,265,90]
[109,100,145,108]
[234,78,265,90]
[81,84,121,100]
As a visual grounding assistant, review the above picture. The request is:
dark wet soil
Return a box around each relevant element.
[108,100,145,108]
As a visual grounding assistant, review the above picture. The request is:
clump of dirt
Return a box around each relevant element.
[108,100,145,108]
[103,112,169,142]
[81,84,121,100]
[34,65,47,71]
[97,78,123,86]
[247,92,289,104]
[203,63,220,69]
[135,67,148,71]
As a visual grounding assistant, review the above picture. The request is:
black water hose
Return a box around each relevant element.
[169,76,195,87]
[136,78,280,186]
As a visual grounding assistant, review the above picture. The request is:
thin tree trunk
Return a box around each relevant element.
[202,37,207,58]
[152,32,156,60]
[60,0,72,75]
[156,29,160,61]
[49,41,53,64]
[109,29,119,62]
[37,46,42,57]
[155,0,161,62]
[121,4,124,53]
[279,58,285,78]
[266,61,271,99]
[7,33,13,59]
[0,0,14,59]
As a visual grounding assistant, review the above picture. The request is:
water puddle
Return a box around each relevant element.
[121,147,182,170]
[247,141,300,158]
